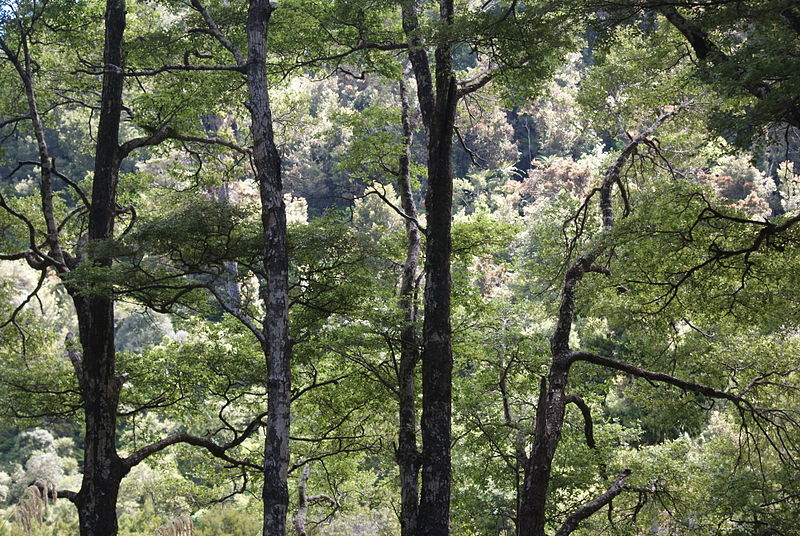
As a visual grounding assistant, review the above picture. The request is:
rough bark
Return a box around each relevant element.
[72,0,129,533]
[516,111,680,536]
[245,2,292,534]
[396,74,422,536]
[401,0,459,531]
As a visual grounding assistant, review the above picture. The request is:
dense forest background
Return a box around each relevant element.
[1,0,799,534]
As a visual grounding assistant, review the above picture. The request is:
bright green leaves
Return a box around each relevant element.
[579,23,702,139]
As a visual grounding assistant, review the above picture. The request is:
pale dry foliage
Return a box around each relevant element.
[155,515,194,536]
[15,480,57,536]
[521,157,593,200]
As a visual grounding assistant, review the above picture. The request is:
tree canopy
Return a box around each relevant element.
[0,0,798,535]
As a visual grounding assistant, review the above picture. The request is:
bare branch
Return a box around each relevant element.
[564,394,596,449]
[570,351,743,404]
[554,469,631,536]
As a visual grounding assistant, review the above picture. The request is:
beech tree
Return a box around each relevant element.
[397,3,572,532]
[0,0,276,533]
[1,0,798,534]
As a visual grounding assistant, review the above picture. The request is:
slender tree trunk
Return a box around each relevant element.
[246,2,292,534]
[516,112,678,536]
[402,0,458,532]
[396,75,422,536]
[417,23,458,536]
[516,364,570,536]
[72,0,129,533]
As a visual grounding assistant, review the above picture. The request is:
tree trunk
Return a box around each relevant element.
[515,112,679,536]
[516,364,570,536]
[396,74,421,536]
[72,295,126,536]
[246,2,292,534]
[72,0,129,533]
[416,29,458,536]
[402,0,458,532]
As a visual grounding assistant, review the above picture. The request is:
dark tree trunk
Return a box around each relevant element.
[416,23,458,536]
[416,103,456,536]
[515,112,679,536]
[72,0,129,533]
[246,2,292,534]
[396,74,422,536]
[72,296,126,536]
[516,362,570,536]
[402,0,458,532]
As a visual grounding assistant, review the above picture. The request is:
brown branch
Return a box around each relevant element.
[163,132,253,155]
[570,351,743,404]
[0,188,62,269]
[658,5,793,124]
[551,107,684,356]
[77,64,247,76]
[564,394,595,449]
[189,0,245,66]
[118,125,172,158]
[123,410,268,470]
[358,185,426,234]
[56,489,78,503]
[206,284,266,344]
[554,469,631,536]
[19,160,89,209]
[456,68,495,97]
[454,126,485,168]
[0,115,31,128]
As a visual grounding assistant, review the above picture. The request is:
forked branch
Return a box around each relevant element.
[554,469,631,536]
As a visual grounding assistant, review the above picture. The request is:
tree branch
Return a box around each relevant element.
[206,284,266,344]
[56,489,78,503]
[551,107,683,356]
[123,410,268,470]
[570,351,743,404]
[564,394,596,449]
[554,469,631,536]
[189,0,245,66]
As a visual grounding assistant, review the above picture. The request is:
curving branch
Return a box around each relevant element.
[554,469,632,536]
[189,0,245,66]
[570,351,743,404]
[564,394,595,449]
[0,188,62,269]
[206,284,266,344]
[94,64,247,76]
[551,106,684,357]
[122,410,268,471]
[19,160,90,209]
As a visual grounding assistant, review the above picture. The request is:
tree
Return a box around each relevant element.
[0,1,270,533]
[397,2,573,532]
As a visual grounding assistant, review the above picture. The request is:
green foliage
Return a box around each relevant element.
[1,0,799,532]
